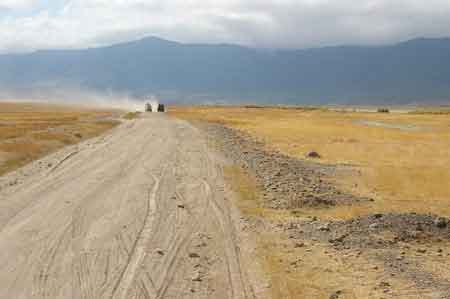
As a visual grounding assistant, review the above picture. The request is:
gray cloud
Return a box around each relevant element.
[1,0,450,53]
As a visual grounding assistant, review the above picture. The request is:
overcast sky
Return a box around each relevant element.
[1,0,450,53]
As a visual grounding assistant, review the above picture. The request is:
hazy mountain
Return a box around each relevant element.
[1,36,450,104]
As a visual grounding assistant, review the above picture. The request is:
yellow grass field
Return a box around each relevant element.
[171,106,450,219]
[0,102,120,175]
[172,106,450,298]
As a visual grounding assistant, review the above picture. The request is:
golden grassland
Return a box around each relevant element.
[122,111,142,120]
[0,102,121,175]
[223,164,437,298]
[171,106,450,219]
[217,112,450,299]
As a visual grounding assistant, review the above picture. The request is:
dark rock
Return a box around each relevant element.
[294,242,305,248]
[306,151,321,158]
[369,223,380,230]
[329,290,342,299]
[406,230,420,239]
[329,234,347,243]
[318,223,330,231]
[379,281,391,288]
[434,217,448,228]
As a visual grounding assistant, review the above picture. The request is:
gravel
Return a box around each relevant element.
[202,123,369,209]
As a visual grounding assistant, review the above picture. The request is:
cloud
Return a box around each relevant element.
[0,0,36,9]
[1,0,450,53]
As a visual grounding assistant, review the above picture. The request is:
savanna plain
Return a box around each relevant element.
[1,102,450,298]
[0,102,120,176]
[171,106,450,298]
[0,102,261,299]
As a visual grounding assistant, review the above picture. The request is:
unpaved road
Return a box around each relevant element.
[0,114,257,299]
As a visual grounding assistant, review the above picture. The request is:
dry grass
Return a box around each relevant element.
[409,108,450,115]
[223,159,419,298]
[0,102,120,175]
[224,165,289,220]
[180,106,450,298]
[256,235,399,299]
[123,111,141,120]
[257,226,450,298]
[224,165,262,215]
[171,106,450,219]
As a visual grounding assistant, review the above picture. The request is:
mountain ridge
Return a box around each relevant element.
[5,36,449,56]
[1,36,450,104]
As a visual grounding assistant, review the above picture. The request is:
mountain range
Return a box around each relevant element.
[1,36,450,104]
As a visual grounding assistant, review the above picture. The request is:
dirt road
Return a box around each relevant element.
[0,114,257,299]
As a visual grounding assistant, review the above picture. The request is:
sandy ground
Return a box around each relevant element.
[0,114,264,299]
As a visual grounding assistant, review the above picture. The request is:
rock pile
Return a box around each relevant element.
[203,124,368,209]
[293,213,450,250]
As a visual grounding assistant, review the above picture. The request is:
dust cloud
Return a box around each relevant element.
[0,87,155,112]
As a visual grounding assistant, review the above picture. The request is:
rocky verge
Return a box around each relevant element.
[198,121,450,298]
[202,123,369,209]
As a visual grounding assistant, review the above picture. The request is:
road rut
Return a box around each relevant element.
[0,114,255,299]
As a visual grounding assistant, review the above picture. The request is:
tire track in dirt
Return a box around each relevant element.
[111,174,161,299]
[33,223,72,299]
[203,148,252,299]
[155,180,211,299]
[0,114,259,299]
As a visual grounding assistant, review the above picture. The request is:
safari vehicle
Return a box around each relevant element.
[145,102,165,112]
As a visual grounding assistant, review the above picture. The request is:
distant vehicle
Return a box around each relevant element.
[145,102,166,112]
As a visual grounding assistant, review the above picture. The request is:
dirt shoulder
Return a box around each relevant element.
[195,120,450,299]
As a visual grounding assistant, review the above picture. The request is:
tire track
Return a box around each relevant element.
[154,180,211,299]
[0,115,260,299]
[111,174,160,299]
[153,148,210,299]
[34,223,72,299]
[151,144,211,298]
[204,149,253,299]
